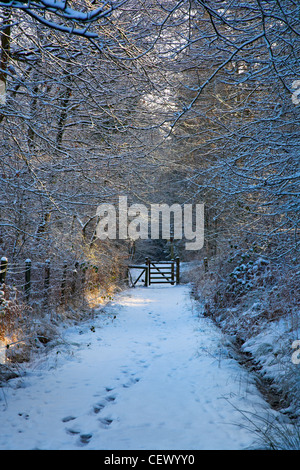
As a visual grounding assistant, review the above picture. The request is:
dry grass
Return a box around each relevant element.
[0,284,32,342]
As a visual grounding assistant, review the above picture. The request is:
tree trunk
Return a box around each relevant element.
[0,11,11,118]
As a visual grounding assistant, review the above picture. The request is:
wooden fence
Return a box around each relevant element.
[0,255,183,310]
[0,256,96,308]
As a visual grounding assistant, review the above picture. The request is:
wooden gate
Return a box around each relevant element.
[127,264,148,287]
[128,258,180,287]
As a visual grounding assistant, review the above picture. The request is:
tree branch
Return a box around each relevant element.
[0,1,128,38]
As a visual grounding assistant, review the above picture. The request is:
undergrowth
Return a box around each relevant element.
[183,246,300,445]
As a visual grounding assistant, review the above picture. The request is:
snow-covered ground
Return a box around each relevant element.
[0,283,279,450]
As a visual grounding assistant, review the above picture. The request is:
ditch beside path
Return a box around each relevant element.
[0,284,276,450]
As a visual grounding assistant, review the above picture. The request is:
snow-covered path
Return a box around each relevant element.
[0,284,274,450]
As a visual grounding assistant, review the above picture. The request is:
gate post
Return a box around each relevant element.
[176,257,180,284]
[171,261,175,285]
[145,257,150,287]
[44,259,50,306]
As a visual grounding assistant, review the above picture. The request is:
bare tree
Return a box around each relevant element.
[146,0,300,259]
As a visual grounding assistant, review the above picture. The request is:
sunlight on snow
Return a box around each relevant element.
[117,296,156,307]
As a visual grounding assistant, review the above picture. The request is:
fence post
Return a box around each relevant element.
[25,258,31,300]
[145,257,150,287]
[43,259,50,306]
[176,257,180,284]
[61,263,68,303]
[0,257,8,284]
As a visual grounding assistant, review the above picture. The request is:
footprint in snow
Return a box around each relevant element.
[62,415,76,423]
[138,360,149,369]
[93,402,106,414]
[105,394,116,402]
[66,425,93,446]
[66,426,81,436]
[123,377,140,388]
[78,433,93,446]
[98,417,113,428]
[91,393,116,415]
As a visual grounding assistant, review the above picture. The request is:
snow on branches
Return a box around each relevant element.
[0,0,127,38]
